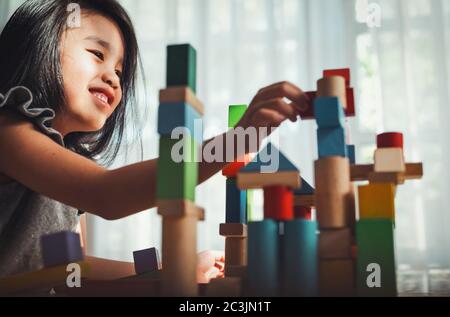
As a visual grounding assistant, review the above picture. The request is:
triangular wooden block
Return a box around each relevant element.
[294,177,315,196]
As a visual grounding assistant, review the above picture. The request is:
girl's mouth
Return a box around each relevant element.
[89,90,111,109]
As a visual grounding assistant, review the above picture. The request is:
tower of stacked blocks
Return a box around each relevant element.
[156,43,205,296]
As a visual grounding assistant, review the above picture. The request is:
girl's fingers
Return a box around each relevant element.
[253,81,309,112]
[250,98,299,123]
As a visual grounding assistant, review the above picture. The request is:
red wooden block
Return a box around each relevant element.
[377,132,404,149]
[300,88,355,120]
[294,206,312,220]
[324,69,351,87]
[222,154,252,178]
[263,186,294,221]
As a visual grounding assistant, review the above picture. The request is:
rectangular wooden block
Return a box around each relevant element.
[356,219,397,297]
[225,265,247,278]
[314,97,345,128]
[368,172,405,185]
[237,171,300,190]
[319,259,355,297]
[162,216,198,296]
[220,223,247,237]
[166,44,197,93]
[358,183,396,220]
[293,194,315,207]
[133,248,161,275]
[319,228,352,260]
[41,231,83,268]
[317,127,347,158]
[159,86,204,115]
[405,163,423,179]
[374,148,405,173]
[226,178,247,223]
[228,105,247,128]
[351,164,374,181]
[157,199,204,220]
[225,237,247,267]
[158,102,203,144]
[156,136,198,202]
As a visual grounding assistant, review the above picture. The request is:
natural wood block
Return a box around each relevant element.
[205,277,242,297]
[350,164,374,181]
[157,199,204,220]
[162,216,197,296]
[159,86,204,115]
[293,194,315,207]
[225,237,247,267]
[237,171,301,190]
[374,148,406,173]
[317,76,347,109]
[368,172,405,185]
[220,223,247,237]
[225,265,247,278]
[358,183,396,220]
[319,259,355,297]
[405,163,423,179]
[319,228,352,260]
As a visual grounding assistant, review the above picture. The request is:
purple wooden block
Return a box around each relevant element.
[133,247,161,275]
[41,231,83,268]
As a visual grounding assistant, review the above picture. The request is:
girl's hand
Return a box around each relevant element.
[197,250,225,284]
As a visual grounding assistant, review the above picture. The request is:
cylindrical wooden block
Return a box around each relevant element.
[263,186,294,221]
[225,237,247,267]
[314,157,352,229]
[162,216,197,296]
[247,220,279,296]
[377,132,403,149]
[317,76,347,109]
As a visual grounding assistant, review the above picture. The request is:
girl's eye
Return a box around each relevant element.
[89,50,104,61]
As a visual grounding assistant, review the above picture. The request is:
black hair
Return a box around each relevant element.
[0,0,145,167]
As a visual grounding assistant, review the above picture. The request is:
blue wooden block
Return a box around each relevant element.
[247,220,279,296]
[314,97,345,128]
[226,178,247,224]
[293,177,315,196]
[317,127,348,158]
[240,143,299,174]
[158,102,203,144]
[133,247,161,275]
[282,220,318,296]
[41,231,83,268]
[347,144,356,164]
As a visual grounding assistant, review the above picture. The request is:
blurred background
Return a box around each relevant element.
[2,0,449,294]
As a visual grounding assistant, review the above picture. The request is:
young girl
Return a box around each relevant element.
[0,0,308,283]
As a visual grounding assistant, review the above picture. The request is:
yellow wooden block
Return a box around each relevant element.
[374,148,405,173]
[358,183,395,220]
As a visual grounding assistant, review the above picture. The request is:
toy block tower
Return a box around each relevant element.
[237,143,318,296]
[157,44,204,297]
[312,70,357,297]
[220,105,253,279]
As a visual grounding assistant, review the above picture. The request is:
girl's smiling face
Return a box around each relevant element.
[54,12,125,136]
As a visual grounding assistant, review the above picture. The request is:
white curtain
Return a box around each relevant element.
[2,0,450,295]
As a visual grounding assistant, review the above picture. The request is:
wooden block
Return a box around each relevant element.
[220,223,247,237]
[314,97,345,128]
[351,164,374,181]
[226,178,247,223]
[240,143,299,174]
[158,102,203,144]
[368,172,405,185]
[317,76,347,109]
[222,153,252,177]
[263,186,294,221]
[282,220,319,296]
[162,216,197,296]
[133,248,162,275]
[374,148,406,173]
[166,44,197,93]
[225,237,247,267]
[41,231,83,268]
[347,144,356,164]
[317,126,347,158]
[225,265,247,278]
[205,277,242,297]
[293,194,315,208]
[0,261,90,296]
[300,88,355,120]
[294,206,313,220]
[405,163,423,179]
[377,132,403,149]
[159,86,204,115]
[228,105,247,128]
[356,219,397,297]
[319,259,355,297]
[314,157,352,228]
[319,229,352,260]
[156,136,198,202]
[238,172,300,190]
[358,183,396,220]
[247,220,279,296]
[324,68,351,87]
[157,199,204,220]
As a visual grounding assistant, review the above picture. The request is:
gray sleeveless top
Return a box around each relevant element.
[0,86,80,278]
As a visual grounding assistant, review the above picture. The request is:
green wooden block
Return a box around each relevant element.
[166,44,197,93]
[156,135,198,202]
[228,105,247,128]
[356,219,397,297]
